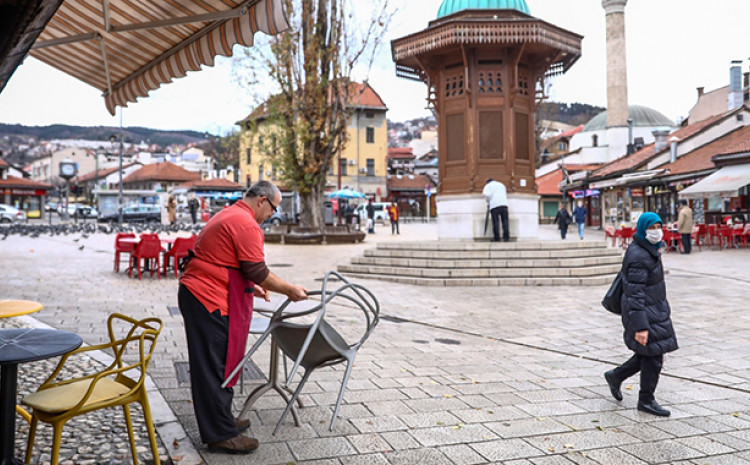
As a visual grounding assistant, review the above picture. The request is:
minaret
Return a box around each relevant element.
[602,0,629,128]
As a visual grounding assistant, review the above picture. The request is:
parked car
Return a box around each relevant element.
[98,204,161,223]
[0,204,27,223]
[261,209,290,228]
[45,201,59,212]
[57,203,98,218]
[354,202,389,223]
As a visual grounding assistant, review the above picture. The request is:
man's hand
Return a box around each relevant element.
[635,330,648,346]
[254,284,270,302]
[287,285,308,302]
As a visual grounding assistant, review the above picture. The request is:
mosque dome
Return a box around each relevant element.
[436,0,531,18]
[582,105,675,132]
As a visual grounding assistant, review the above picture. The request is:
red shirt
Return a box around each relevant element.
[180,201,265,315]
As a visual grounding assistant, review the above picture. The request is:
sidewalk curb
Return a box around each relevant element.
[18,315,204,465]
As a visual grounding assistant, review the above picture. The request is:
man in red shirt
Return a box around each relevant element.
[178,181,307,454]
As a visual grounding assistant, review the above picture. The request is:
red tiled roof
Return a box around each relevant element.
[387,174,434,190]
[77,163,141,182]
[715,138,750,157]
[540,125,583,151]
[661,124,750,175]
[592,112,728,178]
[122,161,200,183]
[536,169,563,196]
[0,176,53,190]
[178,178,244,190]
[562,164,601,172]
[388,147,415,159]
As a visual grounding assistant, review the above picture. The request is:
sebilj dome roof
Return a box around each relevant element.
[436,0,531,18]
[582,105,675,132]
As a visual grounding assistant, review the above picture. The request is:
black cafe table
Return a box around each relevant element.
[0,328,82,465]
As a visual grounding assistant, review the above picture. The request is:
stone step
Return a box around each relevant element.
[338,263,621,279]
[375,240,612,252]
[351,254,623,269]
[364,247,622,260]
[339,272,618,287]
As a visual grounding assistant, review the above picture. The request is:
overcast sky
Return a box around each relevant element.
[0,0,748,134]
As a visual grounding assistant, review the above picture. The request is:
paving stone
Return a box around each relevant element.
[288,437,357,461]
[617,440,704,463]
[438,444,488,465]
[470,438,547,462]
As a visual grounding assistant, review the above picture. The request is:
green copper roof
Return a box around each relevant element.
[436,0,531,18]
[582,105,675,132]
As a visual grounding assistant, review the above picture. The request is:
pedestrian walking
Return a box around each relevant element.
[188,195,200,224]
[572,200,587,240]
[553,205,572,239]
[178,181,308,454]
[387,200,400,235]
[366,199,375,234]
[167,195,177,225]
[676,199,693,254]
[482,178,509,242]
[604,212,678,417]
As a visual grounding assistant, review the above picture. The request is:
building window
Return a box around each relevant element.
[246,147,251,164]
[258,164,264,181]
[272,165,277,180]
[366,127,374,144]
[592,135,599,147]
[365,112,374,118]
[366,158,375,177]
[558,141,567,151]
[339,158,347,176]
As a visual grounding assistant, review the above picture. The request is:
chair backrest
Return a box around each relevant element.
[135,236,162,258]
[170,235,197,257]
[107,313,163,385]
[140,233,159,241]
[605,226,615,237]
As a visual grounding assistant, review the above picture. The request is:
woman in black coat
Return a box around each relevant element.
[604,212,678,416]
[553,206,571,239]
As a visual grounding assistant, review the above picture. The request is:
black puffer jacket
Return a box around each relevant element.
[619,235,678,356]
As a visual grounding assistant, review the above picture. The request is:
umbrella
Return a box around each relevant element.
[328,189,365,199]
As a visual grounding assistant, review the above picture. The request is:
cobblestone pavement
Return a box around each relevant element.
[2,221,750,464]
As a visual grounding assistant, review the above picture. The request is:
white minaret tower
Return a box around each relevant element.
[602,0,629,160]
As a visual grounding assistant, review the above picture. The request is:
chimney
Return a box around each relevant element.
[729,60,743,110]
[652,128,670,152]
[626,118,634,155]
[697,87,705,98]
[669,136,679,164]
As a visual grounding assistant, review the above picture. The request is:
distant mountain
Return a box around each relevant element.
[537,102,606,127]
[0,123,207,147]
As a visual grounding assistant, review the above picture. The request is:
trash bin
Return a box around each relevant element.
[323,201,334,225]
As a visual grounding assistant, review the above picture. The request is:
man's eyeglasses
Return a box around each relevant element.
[265,197,278,213]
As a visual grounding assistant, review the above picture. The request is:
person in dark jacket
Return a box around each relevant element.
[553,205,572,239]
[572,200,587,239]
[604,212,678,417]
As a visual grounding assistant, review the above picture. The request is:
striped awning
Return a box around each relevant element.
[29,0,289,115]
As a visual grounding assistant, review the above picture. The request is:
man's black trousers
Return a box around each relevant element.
[178,285,239,444]
[609,353,663,403]
[490,205,509,242]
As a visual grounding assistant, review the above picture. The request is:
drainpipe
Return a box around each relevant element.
[626,118,634,155]
[669,137,679,164]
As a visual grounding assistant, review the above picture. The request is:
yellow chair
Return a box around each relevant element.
[21,314,164,465]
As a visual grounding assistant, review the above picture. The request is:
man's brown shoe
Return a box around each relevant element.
[235,417,250,432]
[207,434,259,454]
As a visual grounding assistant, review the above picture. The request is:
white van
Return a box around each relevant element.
[355,202,390,223]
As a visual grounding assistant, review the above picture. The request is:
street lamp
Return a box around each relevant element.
[205,131,222,179]
[109,133,124,224]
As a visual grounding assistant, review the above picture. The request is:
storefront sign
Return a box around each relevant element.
[630,187,644,197]
[0,188,47,196]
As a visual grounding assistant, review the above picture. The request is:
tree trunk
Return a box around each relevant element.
[298,183,325,230]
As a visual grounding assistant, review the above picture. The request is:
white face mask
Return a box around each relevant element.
[577,202,583,207]
[645,229,663,244]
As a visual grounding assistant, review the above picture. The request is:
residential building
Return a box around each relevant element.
[237,82,388,201]
[121,161,200,192]
[30,147,99,185]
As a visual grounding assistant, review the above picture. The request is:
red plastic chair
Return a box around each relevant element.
[707,224,718,247]
[661,228,682,253]
[690,224,707,251]
[740,224,750,248]
[615,227,635,249]
[605,226,616,247]
[114,233,136,272]
[716,225,734,249]
[129,236,163,279]
[162,235,197,278]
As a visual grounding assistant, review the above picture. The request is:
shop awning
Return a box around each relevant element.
[28,0,288,115]
[679,164,750,199]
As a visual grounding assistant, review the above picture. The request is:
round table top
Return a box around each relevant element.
[0,328,82,365]
[0,300,43,318]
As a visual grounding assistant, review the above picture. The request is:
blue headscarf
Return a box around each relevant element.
[636,212,663,247]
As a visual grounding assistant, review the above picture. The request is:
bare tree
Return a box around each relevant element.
[234,0,394,229]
